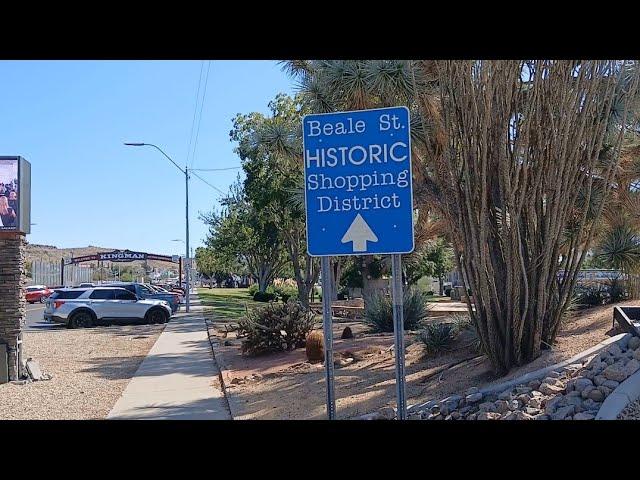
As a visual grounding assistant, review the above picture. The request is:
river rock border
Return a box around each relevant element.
[397,333,640,420]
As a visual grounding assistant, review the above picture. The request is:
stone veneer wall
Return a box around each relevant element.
[0,233,26,381]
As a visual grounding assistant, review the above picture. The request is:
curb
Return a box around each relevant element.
[595,369,640,420]
[407,333,630,413]
[204,319,236,419]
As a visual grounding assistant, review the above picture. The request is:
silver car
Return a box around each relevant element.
[44,287,172,328]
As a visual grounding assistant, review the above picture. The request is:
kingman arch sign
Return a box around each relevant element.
[64,249,180,265]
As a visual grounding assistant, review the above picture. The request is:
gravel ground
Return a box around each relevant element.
[208,300,631,419]
[0,324,164,420]
[618,398,640,419]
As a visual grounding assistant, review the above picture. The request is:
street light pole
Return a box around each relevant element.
[124,142,191,312]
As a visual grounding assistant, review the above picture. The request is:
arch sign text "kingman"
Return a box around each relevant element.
[303,106,415,256]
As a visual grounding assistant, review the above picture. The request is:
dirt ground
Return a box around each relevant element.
[206,299,631,420]
[0,324,164,420]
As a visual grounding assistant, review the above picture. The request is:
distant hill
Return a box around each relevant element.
[26,244,180,271]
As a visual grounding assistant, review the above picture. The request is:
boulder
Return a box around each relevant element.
[602,379,620,390]
[597,386,612,397]
[634,348,640,361]
[515,385,532,394]
[593,375,607,386]
[564,396,583,409]
[509,400,520,411]
[628,336,640,351]
[516,393,531,404]
[545,396,565,414]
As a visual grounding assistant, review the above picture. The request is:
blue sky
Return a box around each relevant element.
[0,60,296,257]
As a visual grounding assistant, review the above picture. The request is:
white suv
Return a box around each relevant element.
[44,287,172,328]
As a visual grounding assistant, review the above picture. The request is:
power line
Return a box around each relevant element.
[189,61,211,169]
[190,166,242,172]
[190,169,227,196]
[186,61,204,168]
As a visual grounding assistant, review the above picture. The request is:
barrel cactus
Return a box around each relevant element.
[306,330,325,362]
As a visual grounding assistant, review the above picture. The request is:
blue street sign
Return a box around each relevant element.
[303,106,414,256]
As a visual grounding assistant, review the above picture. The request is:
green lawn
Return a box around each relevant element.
[197,287,263,320]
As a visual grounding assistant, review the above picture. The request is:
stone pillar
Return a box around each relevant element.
[0,233,26,381]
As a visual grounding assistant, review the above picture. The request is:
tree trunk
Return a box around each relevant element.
[438,276,444,296]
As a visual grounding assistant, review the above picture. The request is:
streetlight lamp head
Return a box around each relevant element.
[124,142,146,146]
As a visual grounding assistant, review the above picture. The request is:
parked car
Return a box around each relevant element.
[150,284,185,303]
[105,282,181,313]
[25,285,53,304]
[44,287,172,328]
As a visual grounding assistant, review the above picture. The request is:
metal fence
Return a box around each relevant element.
[30,260,94,287]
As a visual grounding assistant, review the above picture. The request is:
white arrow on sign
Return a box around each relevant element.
[341,213,378,252]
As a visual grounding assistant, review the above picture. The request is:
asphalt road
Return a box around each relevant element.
[24,303,62,331]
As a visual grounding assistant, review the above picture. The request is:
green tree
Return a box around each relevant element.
[408,238,454,295]
[230,94,320,308]
[200,178,288,293]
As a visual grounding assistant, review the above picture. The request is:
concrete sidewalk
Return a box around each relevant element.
[107,296,231,420]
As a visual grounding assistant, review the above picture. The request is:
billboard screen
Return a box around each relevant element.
[0,158,19,231]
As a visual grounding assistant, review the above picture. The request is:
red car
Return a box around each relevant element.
[25,285,53,304]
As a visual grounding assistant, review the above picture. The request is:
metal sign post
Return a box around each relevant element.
[302,106,414,420]
[321,256,336,419]
[391,254,407,419]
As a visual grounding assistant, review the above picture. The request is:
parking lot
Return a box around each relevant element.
[0,322,165,419]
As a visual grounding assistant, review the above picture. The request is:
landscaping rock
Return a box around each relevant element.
[498,390,513,401]
[516,393,531,404]
[628,337,640,351]
[582,399,602,411]
[634,349,640,361]
[494,400,511,414]
[593,375,607,386]
[624,358,640,376]
[603,364,628,382]
[539,381,564,396]
[573,412,595,420]
[378,406,396,419]
[602,380,620,389]
[573,378,593,393]
[550,405,575,420]
[528,379,541,389]
[509,399,520,411]
[477,412,501,420]
[515,385,531,394]
[608,343,623,358]
[528,397,542,409]
[478,402,497,413]
[581,385,596,399]
[465,386,479,395]
[466,392,483,404]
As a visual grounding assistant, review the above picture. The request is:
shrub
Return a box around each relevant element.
[364,288,429,333]
[253,290,277,302]
[450,313,473,334]
[419,323,457,355]
[248,284,258,297]
[341,326,354,339]
[273,284,298,303]
[576,285,609,306]
[426,290,434,296]
[238,301,316,356]
[606,278,628,303]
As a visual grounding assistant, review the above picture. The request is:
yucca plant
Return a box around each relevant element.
[363,288,430,333]
[419,323,456,355]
